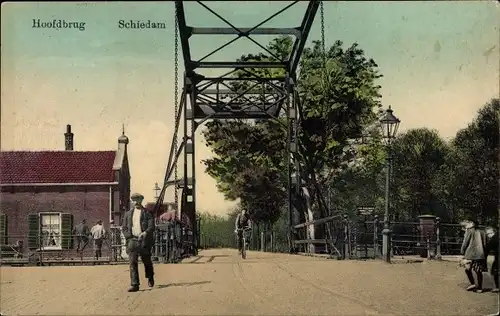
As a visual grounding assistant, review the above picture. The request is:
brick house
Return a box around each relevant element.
[0,125,131,254]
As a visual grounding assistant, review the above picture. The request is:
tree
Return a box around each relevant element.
[203,36,384,228]
[439,99,499,224]
[199,210,238,249]
[324,123,387,217]
[389,128,450,220]
[203,119,286,225]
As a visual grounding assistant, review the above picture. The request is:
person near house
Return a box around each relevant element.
[486,227,499,292]
[460,218,487,293]
[72,219,90,253]
[158,209,174,259]
[234,208,252,253]
[90,220,106,260]
[122,193,155,292]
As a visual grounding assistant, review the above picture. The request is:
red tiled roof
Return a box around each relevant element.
[146,202,177,213]
[158,211,192,227]
[0,151,117,184]
[159,210,179,222]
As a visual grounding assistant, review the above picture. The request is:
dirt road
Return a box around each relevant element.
[0,249,497,315]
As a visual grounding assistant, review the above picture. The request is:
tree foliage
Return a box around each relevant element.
[390,128,450,220]
[202,36,383,224]
[203,119,286,224]
[198,210,239,249]
[436,99,499,224]
[201,33,498,228]
[328,99,499,224]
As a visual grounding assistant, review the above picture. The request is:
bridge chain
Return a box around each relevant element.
[320,1,326,65]
[174,5,179,212]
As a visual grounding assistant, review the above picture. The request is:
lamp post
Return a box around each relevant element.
[380,106,400,263]
[153,182,161,201]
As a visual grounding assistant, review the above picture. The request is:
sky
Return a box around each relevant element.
[1,1,499,216]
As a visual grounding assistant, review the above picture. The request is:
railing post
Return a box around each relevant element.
[435,217,441,260]
[426,234,431,260]
[273,231,277,252]
[373,215,379,259]
[165,227,170,263]
[343,215,349,260]
[260,231,265,252]
[353,223,358,259]
[155,229,159,260]
[270,232,274,252]
[364,218,368,259]
[390,233,394,258]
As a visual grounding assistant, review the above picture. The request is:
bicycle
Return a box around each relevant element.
[236,227,252,259]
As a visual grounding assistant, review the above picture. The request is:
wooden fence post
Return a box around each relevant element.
[270,232,274,252]
[426,235,431,260]
[435,217,441,260]
[343,215,349,259]
[260,231,265,252]
[373,215,379,259]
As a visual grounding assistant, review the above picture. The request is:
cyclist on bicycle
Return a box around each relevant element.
[234,209,252,253]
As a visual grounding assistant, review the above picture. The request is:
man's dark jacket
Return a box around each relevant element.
[73,223,90,240]
[122,207,155,249]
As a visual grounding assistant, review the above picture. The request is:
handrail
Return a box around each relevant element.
[293,239,328,244]
[293,214,342,229]
[292,214,345,258]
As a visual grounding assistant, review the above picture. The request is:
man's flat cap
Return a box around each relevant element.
[131,193,144,200]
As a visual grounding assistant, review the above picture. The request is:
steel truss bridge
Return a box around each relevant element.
[154,1,322,256]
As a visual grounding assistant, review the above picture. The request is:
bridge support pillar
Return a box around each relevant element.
[156,1,320,258]
[183,73,198,256]
[286,76,302,254]
[382,228,392,263]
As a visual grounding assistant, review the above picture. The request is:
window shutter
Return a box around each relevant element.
[27,214,40,249]
[61,213,74,249]
[0,214,7,244]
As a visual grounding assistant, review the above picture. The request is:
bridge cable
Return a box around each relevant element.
[319,1,337,256]
[320,1,326,66]
[173,5,180,215]
[320,1,331,218]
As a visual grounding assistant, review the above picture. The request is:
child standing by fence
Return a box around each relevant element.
[460,219,487,293]
[486,228,499,292]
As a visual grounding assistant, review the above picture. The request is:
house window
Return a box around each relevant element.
[0,213,8,245]
[40,213,62,250]
[27,213,73,250]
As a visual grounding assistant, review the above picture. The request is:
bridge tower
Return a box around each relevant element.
[155,1,321,256]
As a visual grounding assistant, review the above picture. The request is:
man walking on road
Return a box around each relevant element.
[73,219,90,253]
[91,220,106,260]
[122,193,155,292]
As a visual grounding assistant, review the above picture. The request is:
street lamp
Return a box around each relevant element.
[379,106,400,263]
[153,182,161,201]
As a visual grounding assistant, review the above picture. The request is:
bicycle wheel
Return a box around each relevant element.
[241,238,246,259]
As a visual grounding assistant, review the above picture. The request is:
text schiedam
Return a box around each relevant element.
[118,20,167,29]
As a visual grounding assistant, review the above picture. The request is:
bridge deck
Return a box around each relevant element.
[1,249,497,315]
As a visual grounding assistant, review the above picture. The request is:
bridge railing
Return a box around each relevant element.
[153,221,195,263]
[292,214,345,258]
[0,231,118,266]
[0,221,197,266]
[258,216,484,261]
[198,233,235,250]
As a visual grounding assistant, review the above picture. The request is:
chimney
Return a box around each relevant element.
[64,125,74,151]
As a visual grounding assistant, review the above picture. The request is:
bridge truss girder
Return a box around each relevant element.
[158,1,320,255]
